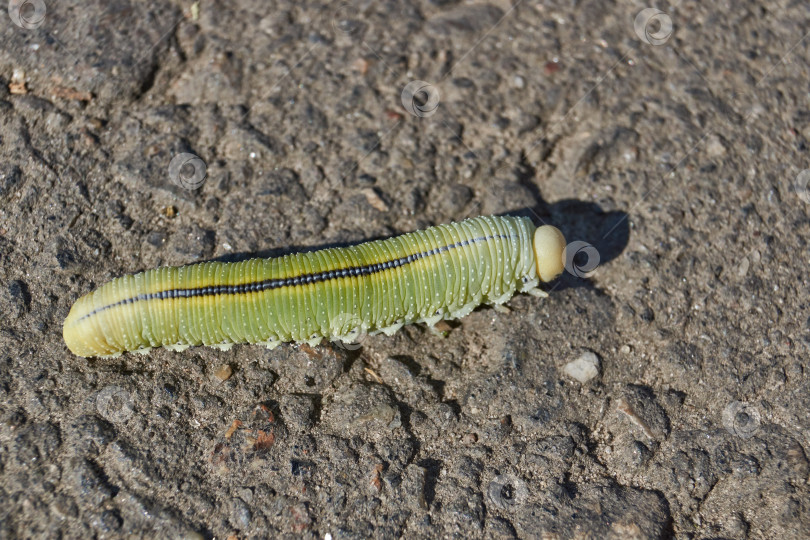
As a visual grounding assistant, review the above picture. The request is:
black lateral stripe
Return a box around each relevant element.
[77,234,517,322]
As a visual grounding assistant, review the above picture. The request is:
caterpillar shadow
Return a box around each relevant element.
[499,199,630,291]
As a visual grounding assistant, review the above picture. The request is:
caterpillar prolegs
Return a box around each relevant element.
[63,215,567,358]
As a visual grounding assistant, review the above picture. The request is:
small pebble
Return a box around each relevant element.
[351,58,369,74]
[544,60,560,75]
[705,134,727,157]
[360,187,389,212]
[10,68,27,95]
[563,351,601,383]
[214,365,233,382]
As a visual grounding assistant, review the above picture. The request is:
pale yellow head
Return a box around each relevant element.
[533,225,566,282]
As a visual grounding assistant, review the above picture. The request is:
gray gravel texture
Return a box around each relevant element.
[1,0,809,538]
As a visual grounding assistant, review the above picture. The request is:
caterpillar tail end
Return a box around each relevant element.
[533,225,566,282]
[63,293,108,358]
[63,297,90,357]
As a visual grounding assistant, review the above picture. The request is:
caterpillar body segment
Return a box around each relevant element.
[63,216,566,357]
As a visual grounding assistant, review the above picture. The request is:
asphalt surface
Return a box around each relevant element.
[1,0,809,538]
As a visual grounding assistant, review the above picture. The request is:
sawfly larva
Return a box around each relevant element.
[63,215,566,357]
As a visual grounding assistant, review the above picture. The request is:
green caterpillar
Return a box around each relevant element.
[63,215,566,358]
